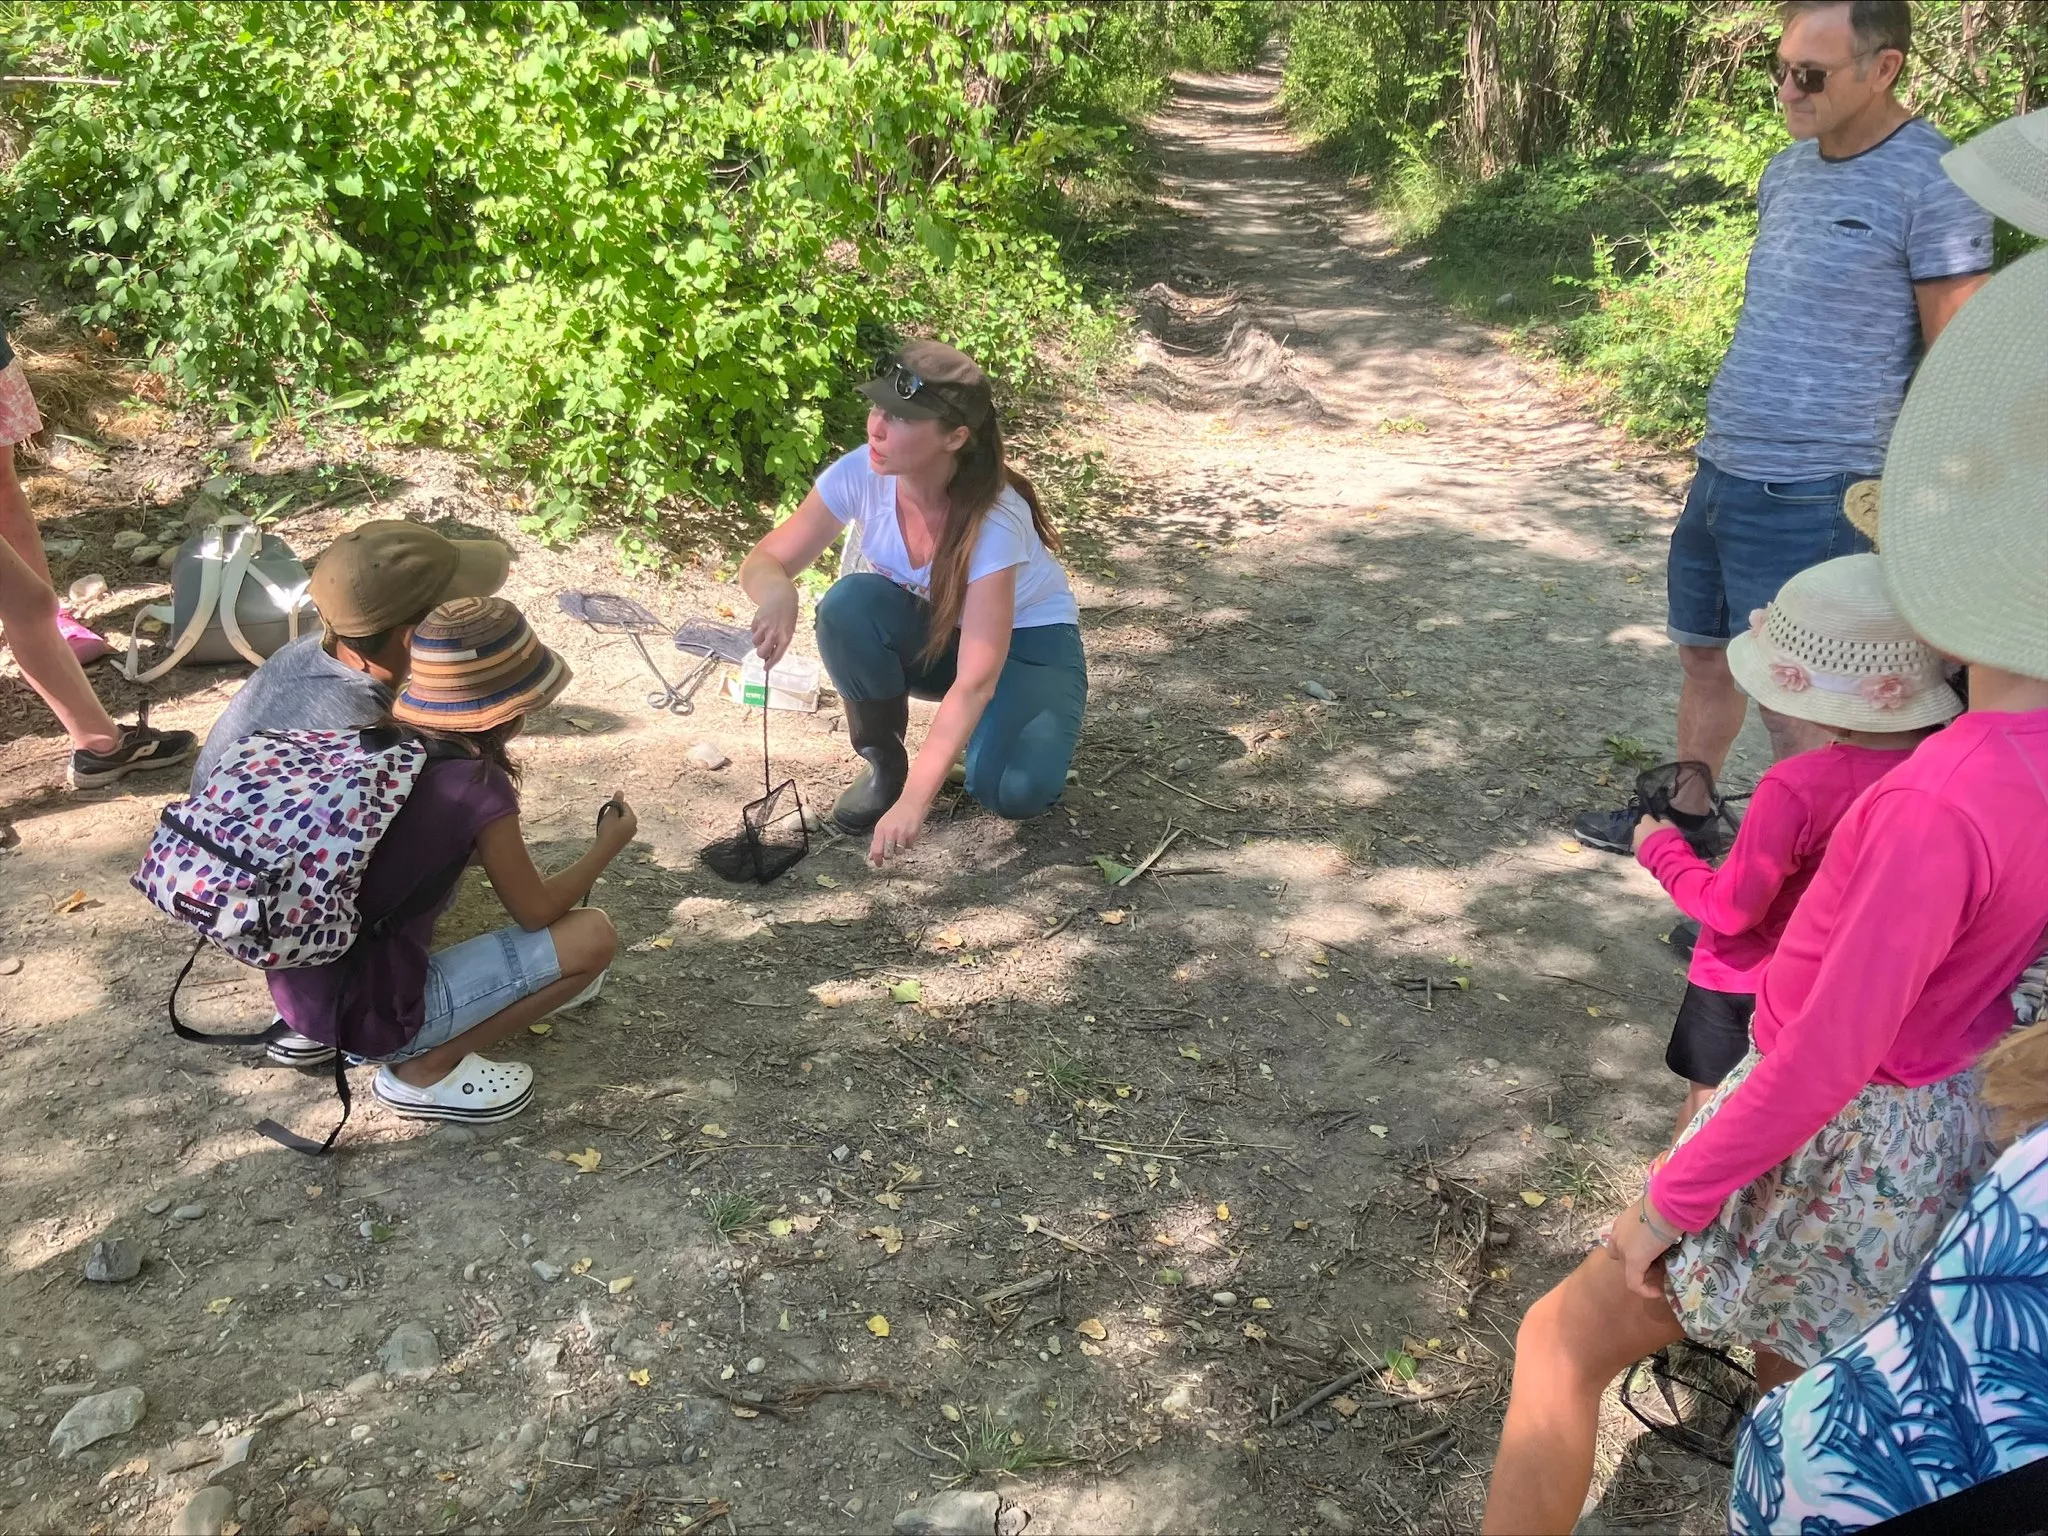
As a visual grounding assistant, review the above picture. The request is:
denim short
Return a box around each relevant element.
[381,923,561,1063]
[1666,457,1873,647]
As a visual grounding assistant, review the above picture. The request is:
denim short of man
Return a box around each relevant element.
[380,924,561,1063]
[1666,456,1874,647]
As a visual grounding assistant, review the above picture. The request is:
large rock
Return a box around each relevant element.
[49,1385,145,1458]
[376,1321,440,1380]
[85,1237,142,1283]
[172,1485,237,1536]
[893,1490,1001,1536]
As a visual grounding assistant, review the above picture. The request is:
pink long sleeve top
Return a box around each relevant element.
[1637,743,1917,994]
[1648,709,2048,1232]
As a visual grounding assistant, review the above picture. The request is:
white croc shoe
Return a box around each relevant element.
[372,1055,534,1123]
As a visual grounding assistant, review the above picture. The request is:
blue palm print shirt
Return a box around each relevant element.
[1731,1120,2048,1532]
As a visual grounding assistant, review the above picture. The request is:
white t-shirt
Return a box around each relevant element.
[815,448,1079,630]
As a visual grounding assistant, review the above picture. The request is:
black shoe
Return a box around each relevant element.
[1573,798,1730,859]
[68,712,197,789]
[1669,917,1699,960]
[831,696,910,833]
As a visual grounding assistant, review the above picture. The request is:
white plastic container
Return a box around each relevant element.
[725,652,821,713]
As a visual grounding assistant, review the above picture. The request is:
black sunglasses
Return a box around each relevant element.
[871,357,926,401]
[1769,48,1878,95]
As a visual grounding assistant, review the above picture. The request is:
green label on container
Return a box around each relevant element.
[742,681,768,707]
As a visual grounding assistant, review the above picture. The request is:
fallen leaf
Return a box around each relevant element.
[1215,1202,1230,1221]
[862,1224,905,1255]
[1243,1322,1269,1340]
[814,874,840,889]
[205,1296,234,1314]
[1367,1124,1389,1138]
[1010,1087,1030,1106]
[1250,1297,1274,1311]
[889,979,923,1004]
[789,1214,821,1233]
[1098,909,1128,926]
[1092,855,1136,884]
[628,1368,651,1387]
[1155,1267,1184,1286]
[1542,1123,1572,1140]
[304,1185,322,1199]
[1335,1012,1353,1027]
[1385,1348,1418,1381]
[1079,1340,1105,1357]
[930,928,965,951]
[731,1406,760,1419]
[1586,1005,1603,1017]
[565,1147,602,1173]
[874,1191,904,1210]
[1076,1318,1108,1340]
[650,936,674,950]
[1293,1219,1313,1231]
[570,1257,594,1275]
[866,1314,891,1338]
[1019,1214,1042,1234]
[608,1275,634,1294]
[54,889,91,914]
[766,1218,793,1237]
[1178,1044,1202,1061]
[100,1456,149,1484]
[1558,839,1584,854]
[941,1403,962,1422]
[699,1124,728,1139]
[1331,1395,1360,1418]
[527,1021,553,1036]
[1520,1190,1548,1207]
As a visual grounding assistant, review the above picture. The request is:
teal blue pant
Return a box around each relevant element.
[814,573,1086,820]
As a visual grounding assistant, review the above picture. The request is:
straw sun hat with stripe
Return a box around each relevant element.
[1728,553,1961,733]
[1879,247,2048,682]
[392,597,571,734]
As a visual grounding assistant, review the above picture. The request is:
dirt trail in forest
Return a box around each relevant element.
[0,64,1741,1536]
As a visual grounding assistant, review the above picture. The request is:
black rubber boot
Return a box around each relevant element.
[832,696,910,832]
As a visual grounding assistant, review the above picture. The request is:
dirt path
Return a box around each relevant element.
[0,65,1748,1536]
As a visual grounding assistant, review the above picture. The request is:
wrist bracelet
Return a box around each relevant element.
[1637,1201,1680,1246]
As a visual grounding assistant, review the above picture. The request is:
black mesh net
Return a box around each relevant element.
[699,704,810,885]
[1635,760,1719,822]
[1618,1342,1757,1467]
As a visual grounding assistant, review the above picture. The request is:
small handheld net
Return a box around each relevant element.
[1635,760,1723,824]
[557,590,701,714]
[1618,1341,1756,1467]
[674,619,755,664]
[699,673,809,885]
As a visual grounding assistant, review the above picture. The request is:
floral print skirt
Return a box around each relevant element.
[0,359,42,448]
[1660,1048,1996,1369]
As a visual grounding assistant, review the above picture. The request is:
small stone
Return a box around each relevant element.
[156,546,178,570]
[131,544,164,567]
[744,1357,765,1375]
[49,1385,145,1458]
[172,1485,237,1536]
[93,1338,146,1378]
[1298,679,1338,702]
[41,536,84,559]
[831,1144,852,1164]
[0,1406,16,1430]
[85,1238,142,1284]
[463,1260,480,1282]
[349,1424,371,1442]
[1313,1498,1359,1534]
[213,1430,255,1476]
[323,1273,349,1291]
[144,1198,171,1216]
[111,529,147,551]
[815,1188,833,1207]
[170,1203,208,1222]
[1169,757,1192,776]
[376,1321,440,1380]
[685,741,729,772]
[1487,1229,1512,1247]
[892,1489,1001,1536]
[996,1506,1030,1536]
[1210,1291,1237,1306]
[342,1372,383,1398]
[531,1260,563,1284]
[0,956,20,976]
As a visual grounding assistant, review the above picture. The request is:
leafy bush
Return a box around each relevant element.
[2,0,1194,544]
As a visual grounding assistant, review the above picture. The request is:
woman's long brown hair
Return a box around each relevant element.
[920,410,1059,665]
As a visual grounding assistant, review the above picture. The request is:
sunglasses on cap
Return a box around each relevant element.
[871,357,928,400]
[1768,48,1879,95]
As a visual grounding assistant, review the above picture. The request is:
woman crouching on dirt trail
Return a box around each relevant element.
[739,340,1087,868]
[265,597,632,1124]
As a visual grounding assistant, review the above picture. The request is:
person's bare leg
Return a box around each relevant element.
[1752,1348,1804,1394]
[391,908,617,1088]
[1482,1248,1688,1534]
[1671,1082,1716,1143]
[0,451,121,752]
[1759,705,1829,764]
[1672,643,1745,815]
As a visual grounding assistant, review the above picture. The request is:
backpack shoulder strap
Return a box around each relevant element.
[123,521,230,683]
[211,517,272,668]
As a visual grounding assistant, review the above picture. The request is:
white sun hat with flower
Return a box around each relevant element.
[1726,553,1962,733]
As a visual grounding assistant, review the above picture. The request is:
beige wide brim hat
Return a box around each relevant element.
[1943,111,2048,238]
[1728,553,1962,732]
[1880,247,2048,681]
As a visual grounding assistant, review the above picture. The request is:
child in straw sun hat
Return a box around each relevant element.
[1632,552,1960,1138]
[266,597,638,1125]
[1484,249,2048,1534]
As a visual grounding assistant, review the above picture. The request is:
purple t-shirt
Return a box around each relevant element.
[268,757,519,1056]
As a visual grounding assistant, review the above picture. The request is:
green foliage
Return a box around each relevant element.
[3,0,1214,544]
[1281,0,2048,448]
